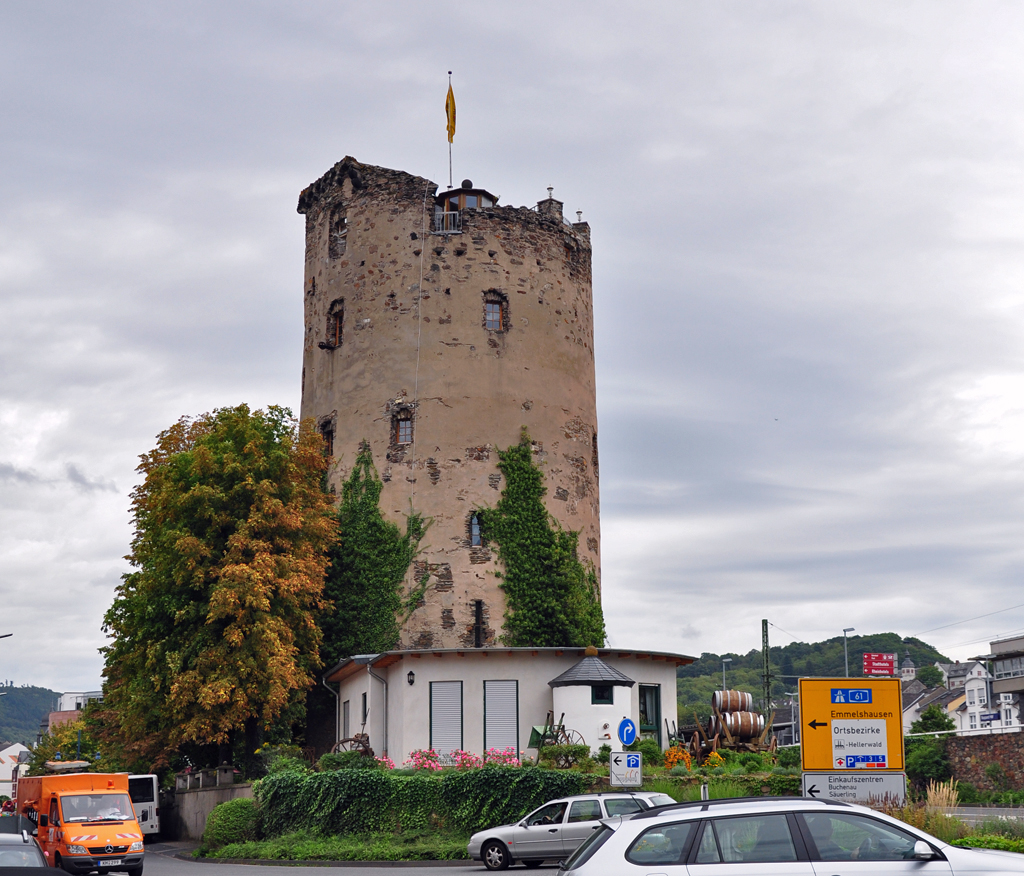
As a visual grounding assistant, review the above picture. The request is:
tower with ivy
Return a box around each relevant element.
[298,158,602,650]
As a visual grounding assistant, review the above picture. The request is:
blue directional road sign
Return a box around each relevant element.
[618,718,637,746]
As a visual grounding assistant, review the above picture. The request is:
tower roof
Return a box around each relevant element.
[548,655,635,688]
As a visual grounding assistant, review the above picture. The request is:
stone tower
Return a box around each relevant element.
[298,157,599,649]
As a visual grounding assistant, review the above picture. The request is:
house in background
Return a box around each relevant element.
[0,743,29,798]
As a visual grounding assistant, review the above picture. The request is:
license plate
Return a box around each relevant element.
[101,860,122,866]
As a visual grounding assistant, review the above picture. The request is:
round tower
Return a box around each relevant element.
[298,158,600,649]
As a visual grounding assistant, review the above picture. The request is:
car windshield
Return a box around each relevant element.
[61,794,134,823]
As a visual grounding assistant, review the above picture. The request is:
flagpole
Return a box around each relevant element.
[448,71,453,189]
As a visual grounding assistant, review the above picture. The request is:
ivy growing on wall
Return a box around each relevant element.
[320,442,426,668]
[477,429,606,647]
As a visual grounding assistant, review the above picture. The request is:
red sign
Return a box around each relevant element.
[862,652,897,675]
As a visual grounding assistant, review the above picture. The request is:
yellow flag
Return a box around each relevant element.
[445,83,456,144]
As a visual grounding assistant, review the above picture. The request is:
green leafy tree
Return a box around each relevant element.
[477,430,605,647]
[916,665,944,688]
[910,704,955,735]
[27,720,100,775]
[905,704,955,787]
[320,442,426,669]
[101,405,336,771]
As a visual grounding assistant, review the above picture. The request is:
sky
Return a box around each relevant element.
[3,1,1024,690]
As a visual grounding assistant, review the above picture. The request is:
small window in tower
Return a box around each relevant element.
[470,513,482,546]
[483,291,508,332]
[393,412,413,445]
[592,684,613,705]
[322,299,344,350]
[319,421,334,457]
[464,194,478,208]
[329,206,348,258]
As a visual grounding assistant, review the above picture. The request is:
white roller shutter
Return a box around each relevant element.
[484,680,518,753]
[430,681,463,755]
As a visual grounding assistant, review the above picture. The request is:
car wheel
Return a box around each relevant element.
[126,866,144,876]
[482,840,510,871]
[523,860,543,869]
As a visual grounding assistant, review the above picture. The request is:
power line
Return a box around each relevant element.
[911,601,1024,638]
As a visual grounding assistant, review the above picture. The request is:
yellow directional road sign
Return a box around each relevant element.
[798,677,904,772]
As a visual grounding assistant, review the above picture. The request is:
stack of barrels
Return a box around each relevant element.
[711,690,765,740]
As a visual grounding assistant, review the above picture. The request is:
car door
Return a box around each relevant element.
[797,812,952,876]
[687,813,816,876]
[510,801,569,860]
[560,799,605,854]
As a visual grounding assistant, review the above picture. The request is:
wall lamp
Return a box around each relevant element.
[407,670,415,686]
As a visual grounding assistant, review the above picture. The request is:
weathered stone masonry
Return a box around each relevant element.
[298,157,600,649]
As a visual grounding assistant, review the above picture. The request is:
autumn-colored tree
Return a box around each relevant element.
[101,405,335,771]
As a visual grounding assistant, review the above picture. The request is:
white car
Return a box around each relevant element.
[557,795,1024,876]
[468,791,676,870]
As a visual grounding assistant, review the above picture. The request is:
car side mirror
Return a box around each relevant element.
[39,815,48,828]
[913,841,935,860]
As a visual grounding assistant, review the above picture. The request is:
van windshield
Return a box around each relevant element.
[61,794,134,823]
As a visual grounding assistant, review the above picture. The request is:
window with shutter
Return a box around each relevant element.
[484,680,518,753]
[430,681,463,755]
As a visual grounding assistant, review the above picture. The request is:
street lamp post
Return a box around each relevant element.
[722,657,733,691]
[843,628,855,677]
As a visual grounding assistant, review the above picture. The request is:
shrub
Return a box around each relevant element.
[404,749,443,771]
[595,744,611,764]
[626,738,664,767]
[317,751,367,771]
[537,744,592,769]
[776,747,800,768]
[482,747,521,766]
[664,746,691,771]
[202,797,260,850]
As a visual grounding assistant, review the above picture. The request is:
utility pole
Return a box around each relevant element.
[762,619,772,712]
[722,657,732,691]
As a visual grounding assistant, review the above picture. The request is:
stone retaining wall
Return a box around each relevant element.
[947,731,1024,789]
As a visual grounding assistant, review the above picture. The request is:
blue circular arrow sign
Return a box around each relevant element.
[618,718,637,747]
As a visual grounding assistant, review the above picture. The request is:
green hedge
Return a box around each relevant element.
[255,766,587,837]
[952,835,1024,853]
[202,798,261,850]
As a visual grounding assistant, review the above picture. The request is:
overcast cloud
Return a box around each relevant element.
[3,1,1024,689]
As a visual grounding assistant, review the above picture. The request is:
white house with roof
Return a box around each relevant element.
[322,646,692,762]
[0,743,29,799]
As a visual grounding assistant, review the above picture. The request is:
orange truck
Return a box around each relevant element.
[16,773,144,876]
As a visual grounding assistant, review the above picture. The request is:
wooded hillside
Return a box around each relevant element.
[0,686,59,747]
[677,632,949,724]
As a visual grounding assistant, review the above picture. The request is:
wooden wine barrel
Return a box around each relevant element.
[712,690,753,713]
[722,711,765,739]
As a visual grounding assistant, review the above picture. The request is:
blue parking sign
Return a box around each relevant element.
[626,754,640,769]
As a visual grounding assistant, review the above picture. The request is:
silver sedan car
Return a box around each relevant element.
[557,795,1024,876]
[468,791,676,870]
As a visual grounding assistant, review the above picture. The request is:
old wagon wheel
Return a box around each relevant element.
[557,728,586,747]
[331,734,375,758]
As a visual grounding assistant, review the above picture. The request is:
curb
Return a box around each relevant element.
[173,852,475,868]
